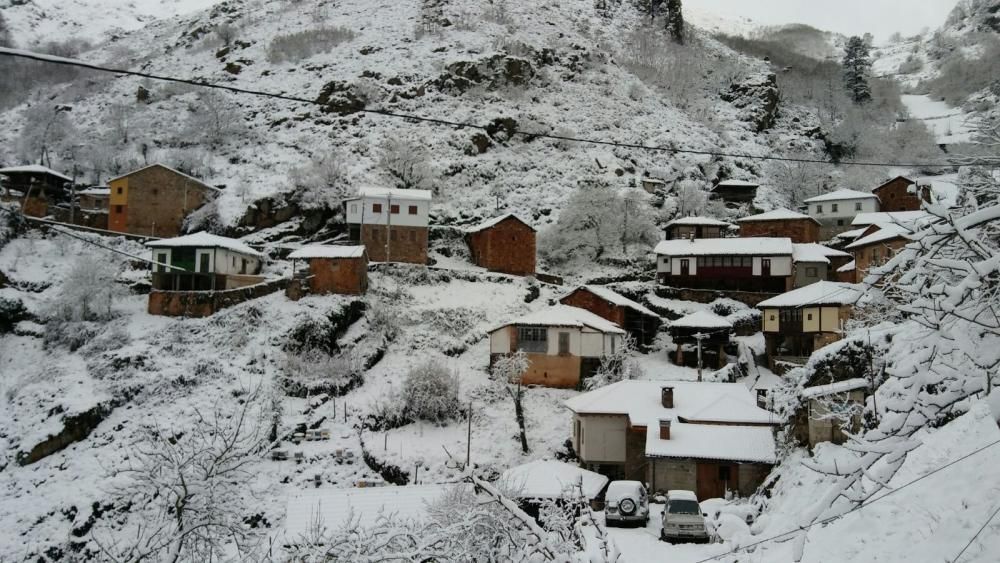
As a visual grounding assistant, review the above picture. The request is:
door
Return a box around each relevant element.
[697,462,740,500]
[558,332,570,355]
[197,251,212,273]
[156,252,169,273]
[761,258,771,277]
[680,259,690,276]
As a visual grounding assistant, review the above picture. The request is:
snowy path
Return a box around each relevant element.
[901,94,975,145]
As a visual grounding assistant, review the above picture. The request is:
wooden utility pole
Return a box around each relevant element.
[694,332,707,382]
[466,401,473,470]
[384,194,391,263]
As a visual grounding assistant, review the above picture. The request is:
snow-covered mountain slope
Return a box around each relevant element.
[0,0,229,46]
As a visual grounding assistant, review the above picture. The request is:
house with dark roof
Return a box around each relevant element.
[0,165,72,217]
[559,285,661,347]
[663,216,732,240]
[710,179,759,205]
[464,214,536,276]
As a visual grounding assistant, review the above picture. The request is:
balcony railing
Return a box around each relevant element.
[151,272,228,292]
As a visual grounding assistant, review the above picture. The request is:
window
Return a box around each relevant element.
[558,332,570,355]
[769,314,776,322]
[805,267,818,277]
[232,257,237,267]
[517,326,548,353]
[408,205,418,215]
[816,205,823,213]
[855,202,863,211]
[723,257,732,267]
[832,203,839,212]
[390,204,400,214]
[114,205,124,213]
[807,313,813,321]
[373,203,383,213]
[116,187,123,195]
[837,219,845,226]
[240,259,247,275]
[409,230,416,242]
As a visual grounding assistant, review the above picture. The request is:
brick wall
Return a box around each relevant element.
[559,289,627,327]
[111,165,215,237]
[852,237,907,280]
[148,278,286,317]
[307,256,368,295]
[650,458,697,494]
[739,218,819,243]
[467,217,536,275]
[362,224,428,264]
[874,177,929,213]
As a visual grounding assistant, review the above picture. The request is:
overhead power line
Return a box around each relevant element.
[0,47,990,170]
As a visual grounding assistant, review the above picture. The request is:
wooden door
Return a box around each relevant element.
[761,258,771,277]
[198,252,211,273]
[680,259,690,276]
[697,462,740,500]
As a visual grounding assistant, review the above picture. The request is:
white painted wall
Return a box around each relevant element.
[345,195,430,228]
[490,327,510,353]
[577,414,627,463]
[809,197,879,220]
[149,247,261,275]
[752,256,792,276]
[488,325,623,358]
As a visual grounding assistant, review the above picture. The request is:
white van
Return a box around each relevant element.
[604,481,649,527]
[660,490,709,543]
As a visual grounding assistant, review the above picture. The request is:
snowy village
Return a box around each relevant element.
[0,0,998,561]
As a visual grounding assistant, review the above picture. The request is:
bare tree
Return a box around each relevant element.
[765,155,831,207]
[214,24,236,47]
[104,103,132,145]
[93,386,268,562]
[289,152,349,210]
[17,103,78,167]
[491,350,530,454]
[585,334,643,390]
[185,91,246,148]
[379,138,433,191]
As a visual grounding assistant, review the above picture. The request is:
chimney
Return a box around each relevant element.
[659,419,671,440]
[661,386,674,409]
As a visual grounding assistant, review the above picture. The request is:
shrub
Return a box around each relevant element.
[401,359,462,424]
[0,296,28,333]
[266,26,357,63]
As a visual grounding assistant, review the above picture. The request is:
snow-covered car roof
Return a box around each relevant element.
[500,460,609,500]
[606,481,644,502]
[654,237,793,257]
[756,281,862,308]
[146,232,263,258]
[667,490,700,501]
[288,245,366,259]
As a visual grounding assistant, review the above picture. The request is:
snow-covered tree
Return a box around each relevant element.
[289,152,349,210]
[94,386,268,561]
[585,334,643,390]
[402,358,463,425]
[491,350,530,454]
[379,138,433,192]
[842,36,872,104]
[665,0,684,43]
[48,255,121,322]
[185,91,245,148]
[17,103,78,168]
[765,155,831,207]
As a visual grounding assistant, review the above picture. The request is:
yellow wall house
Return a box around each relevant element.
[108,164,220,237]
[758,281,862,368]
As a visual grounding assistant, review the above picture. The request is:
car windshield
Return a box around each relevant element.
[667,499,701,515]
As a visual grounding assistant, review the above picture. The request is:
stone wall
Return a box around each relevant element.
[307,256,368,295]
[148,278,287,317]
[739,218,819,243]
[736,463,772,496]
[466,217,536,276]
[650,458,697,494]
[362,224,428,264]
[874,177,929,213]
[110,165,215,237]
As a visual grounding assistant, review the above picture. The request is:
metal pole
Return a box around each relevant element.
[695,332,705,382]
[466,401,472,469]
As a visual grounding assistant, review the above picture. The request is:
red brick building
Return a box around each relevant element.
[288,245,368,297]
[559,285,662,347]
[872,176,931,213]
[737,209,820,243]
[465,214,536,276]
[844,224,912,283]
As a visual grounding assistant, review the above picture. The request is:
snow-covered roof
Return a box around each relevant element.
[792,243,852,264]
[836,260,856,273]
[0,165,72,182]
[670,310,733,329]
[350,187,433,201]
[107,163,219,191]
[714,179,759,188]
[872,176,915,192]
[563,285,658,318]
[844,223,912,250]
[803,189,879,203]
[757,281,862,308]
[801,378,869,399]
[654,237,793,257]
[565,380,777,428]
[285,484,467,536]
[499,460,609,500]
[288,245,366,259]
[146,232,263,257]
[682,394,773,424]
[464,213,534,233]
[665,216,733,227]
[851,211,932,228]
[77,187,110,196]
[834,227,868,241]
[494,305,626,334]
[645,420,777,464]
[737,208,818,224]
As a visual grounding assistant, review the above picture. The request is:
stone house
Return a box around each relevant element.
[791,243,853,288]
[108,164,220,238]
[758,281,862,368]
[488,305,626,389]
[565,381,778,498]
[798,378,869,449]
[77,187,110,212]
[655,237,795,293]
[146,232,270,317]
[464,214,536,276]
[344,187,432,264]
[872,176,930,213]
[710,179,759,205]
[803,189,880,240]
[558,285,661,347]
[737,209,820,243]
[843,224,912,283]
[668,310,733,369]
[287,245,368,298]
[663,216,732,240]
[0,165,72,217]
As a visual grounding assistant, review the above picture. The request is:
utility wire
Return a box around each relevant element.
[0,47,991,170]
[950,503,1000,563]
[691,437,1000,563]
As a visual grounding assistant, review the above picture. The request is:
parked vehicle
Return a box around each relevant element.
[660,490,709,543]
[604,481,649,527]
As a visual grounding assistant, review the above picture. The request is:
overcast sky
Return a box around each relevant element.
[695,0,960,41]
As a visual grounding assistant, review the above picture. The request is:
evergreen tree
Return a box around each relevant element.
[665,0,684,43]
[842,36,873,104]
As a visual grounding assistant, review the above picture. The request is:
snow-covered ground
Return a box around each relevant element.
[901,94,976,145]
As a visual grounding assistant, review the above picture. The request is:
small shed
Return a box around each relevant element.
[464,214,536,276]
[559,285,661,347]
[669,310,733,368]
[499,459,609,515]
[0,165,73,217]
[663,216,733,240]
[711,180,759,205]
[799,378,869,449]
[288,245,368,298]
